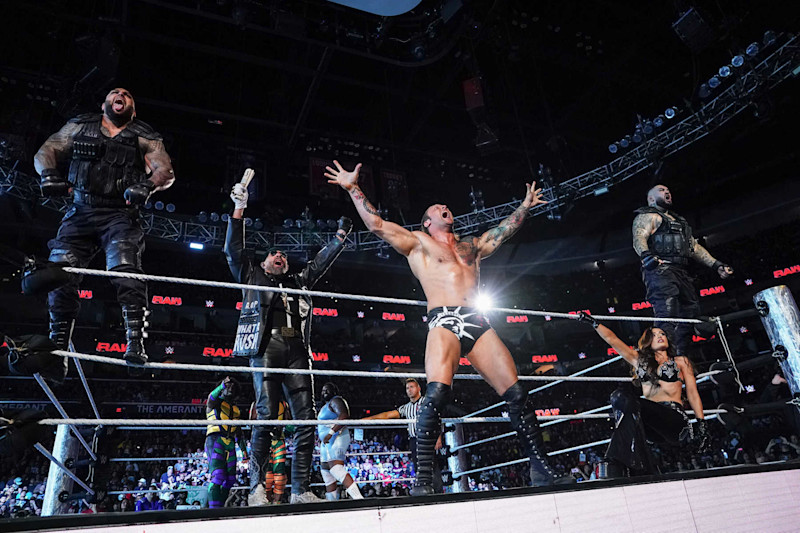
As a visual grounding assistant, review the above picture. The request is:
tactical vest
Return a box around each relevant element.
[66,113,162,207]
[635,206,693,265]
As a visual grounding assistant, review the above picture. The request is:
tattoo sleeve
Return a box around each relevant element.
[33,123,81,175]
[484,203,528,247]
[690,238,718,268]
[347,185,384,232]
[632,214,656,257]
[140,138,175,190]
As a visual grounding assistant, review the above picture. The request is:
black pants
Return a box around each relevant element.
[249,334,315,494]
[47,205,146,318]
[605,386,690,473]
[642,265,700,356]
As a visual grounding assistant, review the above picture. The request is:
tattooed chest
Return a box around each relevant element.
[454,241,479,266]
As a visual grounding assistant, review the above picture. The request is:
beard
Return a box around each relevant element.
[104,104,135,126]
[654,197,671,209]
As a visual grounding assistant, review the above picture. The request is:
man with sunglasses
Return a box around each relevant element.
[224,174,352,504]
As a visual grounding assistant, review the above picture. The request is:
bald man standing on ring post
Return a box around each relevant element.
[632,184,733,358]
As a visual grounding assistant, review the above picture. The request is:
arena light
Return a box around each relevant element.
[188,242,204,251]
[731,54,744,68]
[746,42,759,57]
[475,293,494,313]
[664,106,677,119]
[719,65,731,78]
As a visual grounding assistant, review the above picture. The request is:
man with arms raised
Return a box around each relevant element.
[327,161,567,495]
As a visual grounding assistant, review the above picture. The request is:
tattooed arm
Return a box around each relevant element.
[139,137,175,190]
[33,122,81,175]
[689,237,717,268]
[326,160,419,257]
[691,237,734,278]
[631,213,660,257]
[476,182,546,258]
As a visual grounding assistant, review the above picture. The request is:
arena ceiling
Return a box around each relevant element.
[1,0,799,245]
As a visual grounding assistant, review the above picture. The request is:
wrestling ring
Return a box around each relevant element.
[3,266,800,533]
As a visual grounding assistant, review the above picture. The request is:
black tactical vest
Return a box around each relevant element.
[66,114,161,207]
[634,206,693,265]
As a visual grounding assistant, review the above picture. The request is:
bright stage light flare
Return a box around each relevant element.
[475,293,494,313]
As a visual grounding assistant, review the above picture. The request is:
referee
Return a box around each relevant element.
[363,378,443,491]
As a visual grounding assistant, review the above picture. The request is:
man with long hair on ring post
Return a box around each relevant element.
[577,312,710,477]
[327,160,573,494]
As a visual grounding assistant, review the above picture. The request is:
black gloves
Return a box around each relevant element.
[337,216,353,234]
[21,258,72,296]
[124,180,155,206]
[577,311,599,329]
[39,169,70,197]
[640,251,661,271]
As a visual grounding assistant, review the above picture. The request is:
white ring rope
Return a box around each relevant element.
[109,451,413,462]
[36,414,615,427]
[62,266,703,324]
[54,350,634,382]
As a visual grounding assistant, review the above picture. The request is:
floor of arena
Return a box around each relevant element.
[3,462,798,533]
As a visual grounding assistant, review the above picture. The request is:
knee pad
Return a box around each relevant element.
[106,241,141,271]
[422,382,452,413]
[329,463,349,484]
[501,381,535,429]
[664,296,680,317]
[321,469,337,485]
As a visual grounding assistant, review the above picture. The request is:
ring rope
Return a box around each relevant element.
[54,350,635,382]
[62,266,703,324]
[109,450,413,463]
[36,414,616,427]
[450,407,727,452]
[463,355,624,418]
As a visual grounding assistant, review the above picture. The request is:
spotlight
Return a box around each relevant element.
[665,107,677,119]
[731,55,744,68]
[708,75,720,89]
[244,217,253,226]
[221,214,230,222]
[154,201,165,211]
[718,65,731,78]
[642,120,654,134]
[475,293,494,313]
[197,211,208,223]
[316,219,326,230]
[698,83,710,99]
[608,143,619,154]
[254,218,264,230]
[166,203,176,213]
[653,116,665,128]
[632,131,643,144]
[189,242,204,251]
[619,135,631,148]
[210,212,220,222]
[283,218,293,229]
[326,219,337,230]
[746,42,759,57]
[144,201,153,210]
[763,30,776,47]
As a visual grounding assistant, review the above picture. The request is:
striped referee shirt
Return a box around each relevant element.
[397,396,423,438]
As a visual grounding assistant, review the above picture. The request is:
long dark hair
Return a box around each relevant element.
[634,327,681,383]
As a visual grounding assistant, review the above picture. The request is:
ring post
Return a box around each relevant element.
[444,422,468,492]
[41,425,80,516]
[754,285,800,412]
